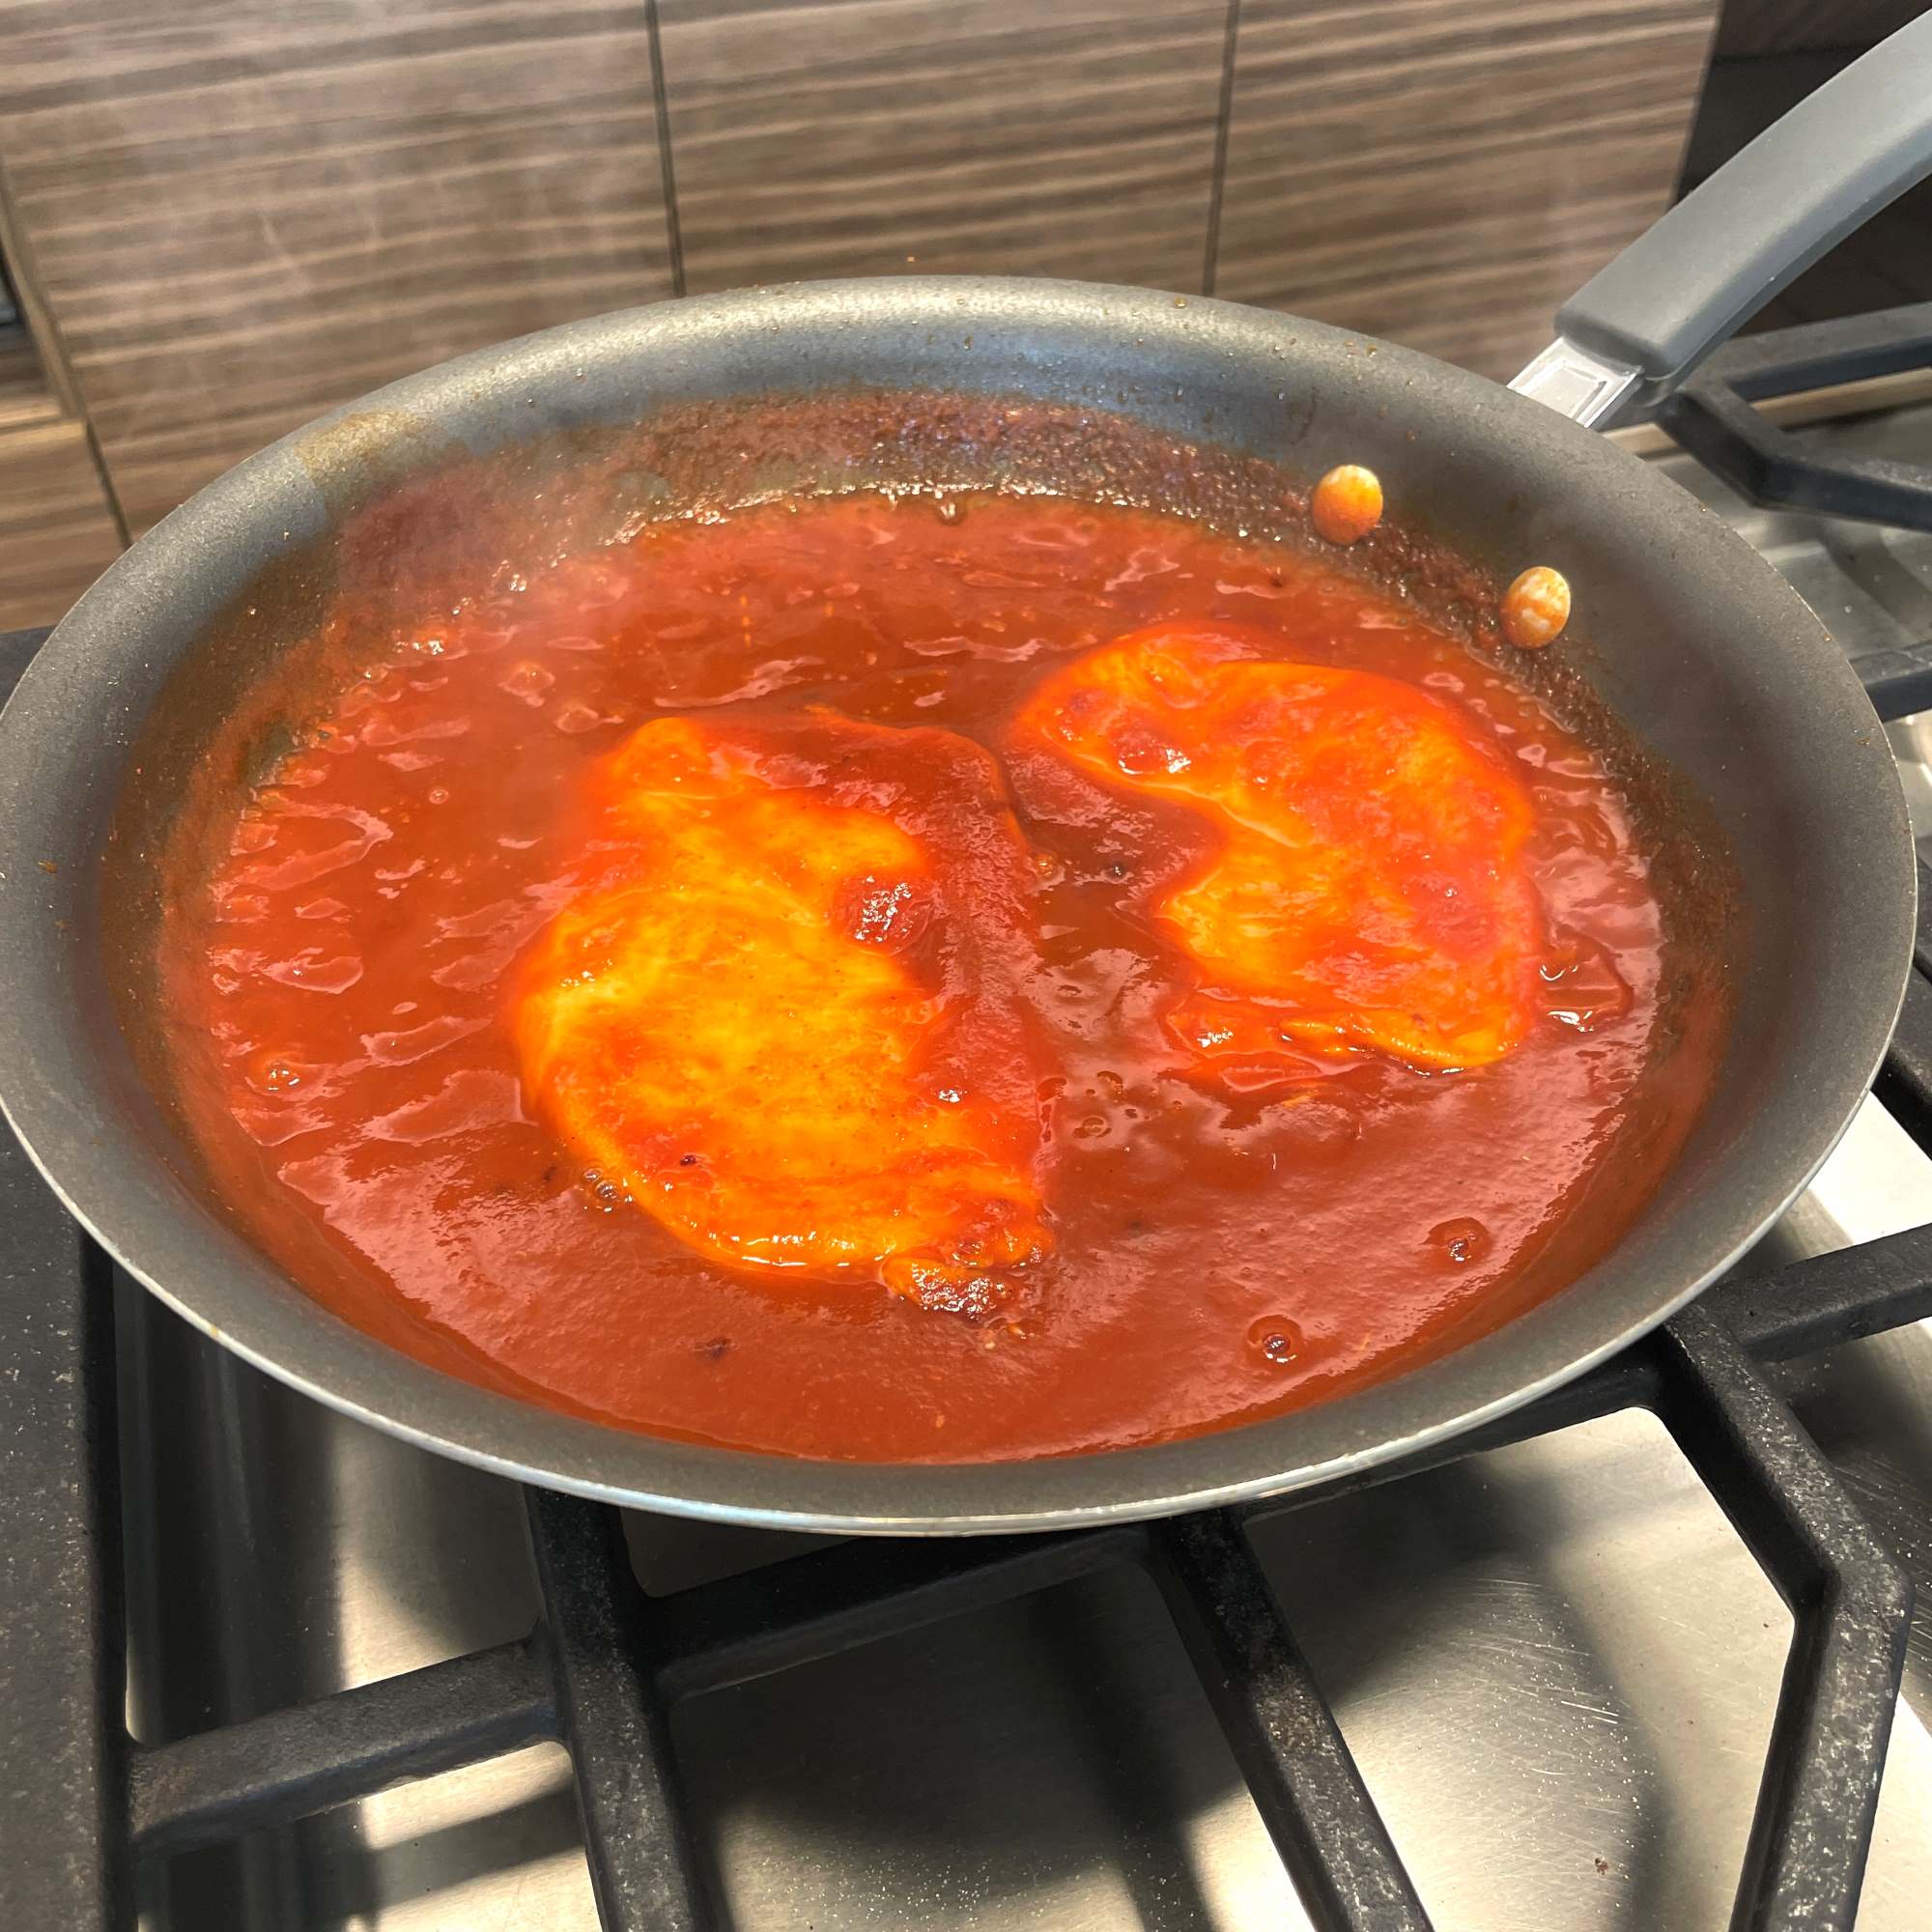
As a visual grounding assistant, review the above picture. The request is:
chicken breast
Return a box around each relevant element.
[1017,622,1543,1071]
[516,713,1048,1314]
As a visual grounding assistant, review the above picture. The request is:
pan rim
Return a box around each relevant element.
[0,275,1914,1532]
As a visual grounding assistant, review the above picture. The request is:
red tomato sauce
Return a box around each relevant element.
[154,492,1722,1462]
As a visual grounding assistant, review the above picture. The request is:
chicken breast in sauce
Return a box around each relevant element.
[1016,622,1544,1073]
[517,712,1049,1316]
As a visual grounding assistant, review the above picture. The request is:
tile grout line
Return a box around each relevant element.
[1201,0,1242,297]
[644,0,688,298]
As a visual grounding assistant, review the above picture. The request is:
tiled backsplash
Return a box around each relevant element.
[0,0,1719,616]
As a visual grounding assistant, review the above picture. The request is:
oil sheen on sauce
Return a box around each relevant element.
[156,492,1720,1463]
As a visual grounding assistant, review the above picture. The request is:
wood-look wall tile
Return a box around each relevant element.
[0,329,59,430]
[1214,0,1719,381]
[0,2,676,533]
[658,0,1229,297]
[0,417,123,628]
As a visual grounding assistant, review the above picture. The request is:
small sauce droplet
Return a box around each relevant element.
[1247,1316,1303,1365]
[498,660,554,704]
[1430,1216,1492,1265]
[246,1051,306,1094]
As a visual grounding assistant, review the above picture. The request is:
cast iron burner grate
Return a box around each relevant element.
[10,307,1932,1932]
[1654,301,1932,721]
[1658,304,1932,542]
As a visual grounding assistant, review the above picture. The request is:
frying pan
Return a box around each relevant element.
[4,23,1932,1532]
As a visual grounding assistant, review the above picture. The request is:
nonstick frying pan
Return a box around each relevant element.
[4,23,1932,1531]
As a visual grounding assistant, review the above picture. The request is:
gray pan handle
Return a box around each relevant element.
[1512,12,1932,427]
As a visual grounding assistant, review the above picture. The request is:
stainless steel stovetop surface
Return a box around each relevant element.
[129,409,1932,1932]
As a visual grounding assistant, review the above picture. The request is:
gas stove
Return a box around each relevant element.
[9,308,1932,1932]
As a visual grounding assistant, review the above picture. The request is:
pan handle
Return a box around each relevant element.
[1511,12,1932,427]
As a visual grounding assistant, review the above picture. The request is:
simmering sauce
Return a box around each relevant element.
[155,490,1721,1462]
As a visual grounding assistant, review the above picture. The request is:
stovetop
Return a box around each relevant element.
[9,310,1932,1932]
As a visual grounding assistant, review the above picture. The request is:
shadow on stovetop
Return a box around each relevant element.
[639,1404,1801,1932]
[116,1271,565,1929]
[118,1236,1932,1932]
